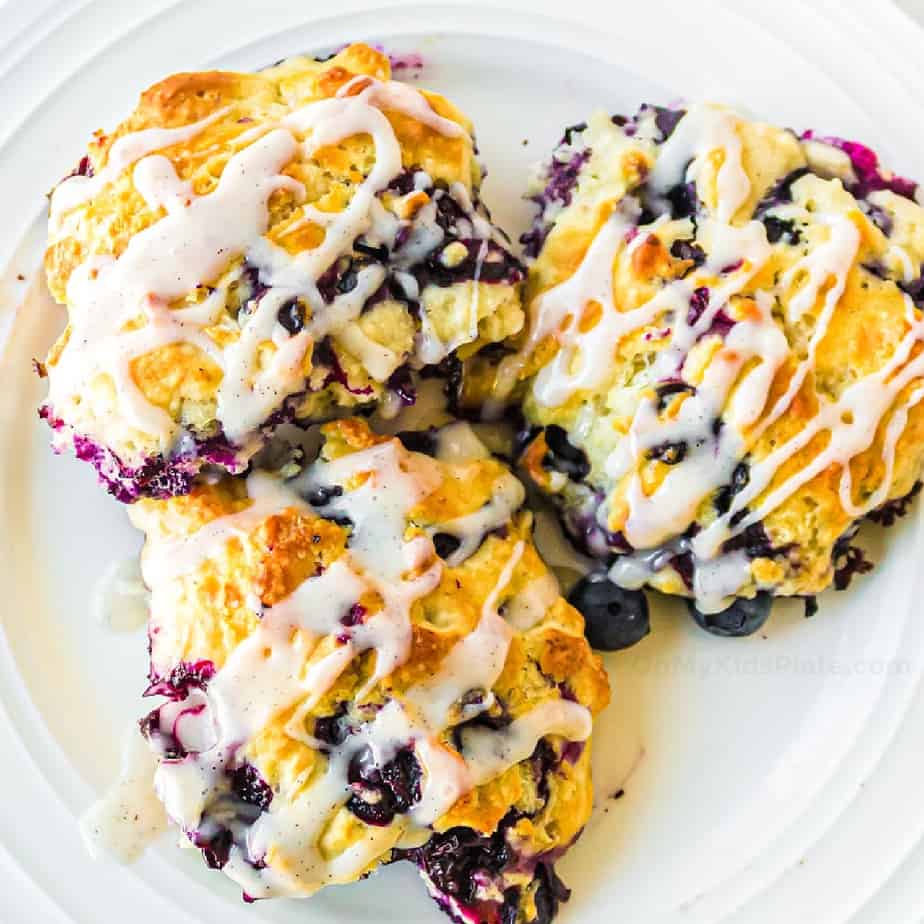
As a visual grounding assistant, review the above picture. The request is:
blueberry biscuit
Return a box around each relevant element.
[42,43,523,502]
[480,103,924,633]
[129,417,609,921]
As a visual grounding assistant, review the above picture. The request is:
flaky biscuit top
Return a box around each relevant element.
[42,44,523,501]
[129,417,608,911]
[481,103,924,610]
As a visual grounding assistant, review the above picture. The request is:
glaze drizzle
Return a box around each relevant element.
[514,103,924,611]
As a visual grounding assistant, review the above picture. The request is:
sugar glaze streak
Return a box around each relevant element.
[511,103,924,611]
[134,438,589,895]
[48,74,479,451]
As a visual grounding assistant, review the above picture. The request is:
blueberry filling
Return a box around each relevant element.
[542,425,591,481]
[754,166,811,212]
[520,142,591,259]
[567,574,650,650]
[562,504,633,559]
[531,863,572,924]
[311,337,375,397]
[762,216,801,245]
[721,522,786,559]
[341,603,366,627]
[237,262,270,314]
[195,828,234,870]
[801,132,918,201]
[395,428,439,456]
[413,236,523,289]
[530,738,559,803]
[354,238,390,261]
[276,298,305,334]
[138,708,184,760]
[867,481,922,526]
[41,408,245,503]
[72,154,94,178]
[862,201,894,237]
[899,274,924,306]
[312,703,351,748]
[433,532,463,560]
[647,441,687,465]
[229,763,274,812]
[192,762,274,871]
[403,822,511,903]
[431,354,465,415]
[655,381,696,409]
[651,105,685,142]
[713,461,750,514]
[316,256,362,303]
[145,659,216,700]
[561,122,587,145]
[306,484,343,507]
[346,747,422,826]
[833,544,874,590]
[387,365,417,406]
[686,286,711,326]
[666,181,698,219]
[670,238,706,271]
[452,699,512,751]
[686,592,772,637]
[670,550,695,590]
[397,806,572,924]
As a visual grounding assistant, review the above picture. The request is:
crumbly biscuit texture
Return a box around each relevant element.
[43,44,523,502]
[482,104,924,610]
[131,418,608,921]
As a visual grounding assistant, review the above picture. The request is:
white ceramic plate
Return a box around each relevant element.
[2,1,924,922]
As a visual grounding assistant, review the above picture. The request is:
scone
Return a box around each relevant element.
[41,43,524,502]
[130,417,609,923]
[471,103,924,635]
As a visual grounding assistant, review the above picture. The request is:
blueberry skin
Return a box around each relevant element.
[686,592,772,637]
[567,575,650,650]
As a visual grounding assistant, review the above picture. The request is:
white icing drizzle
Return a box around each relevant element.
[80,724,169,863]
[50,74,469,452]
[335,75,468,140]
[49,107,229,232]
[693,292,924,559]
[92,555,149,632]
[521,102,924,609]
[460,699,591,785]
[51,129,303,448]
[504,571,561,630]
[428,469,526,566]
[649,103,751,223]
[495,202,640,405]
[139,442,590,892]
[434,420,491,462]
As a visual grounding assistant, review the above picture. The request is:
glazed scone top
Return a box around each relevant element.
[130,418,608,907]
[43,43,523,497]
[495,104,924,609]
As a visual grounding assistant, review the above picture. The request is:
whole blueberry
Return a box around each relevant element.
[567,575,650,650]
[686,592,772,637]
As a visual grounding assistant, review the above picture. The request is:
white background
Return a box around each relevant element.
[3,2,924,923]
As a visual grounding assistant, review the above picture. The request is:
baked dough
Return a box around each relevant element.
[42,44,523,501]
[130,417,608,921]
[476,104,924,613]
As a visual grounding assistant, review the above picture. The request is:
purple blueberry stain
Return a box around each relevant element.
[145,659,216,700]
[801,131,918,201]
[346,746,422,826]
